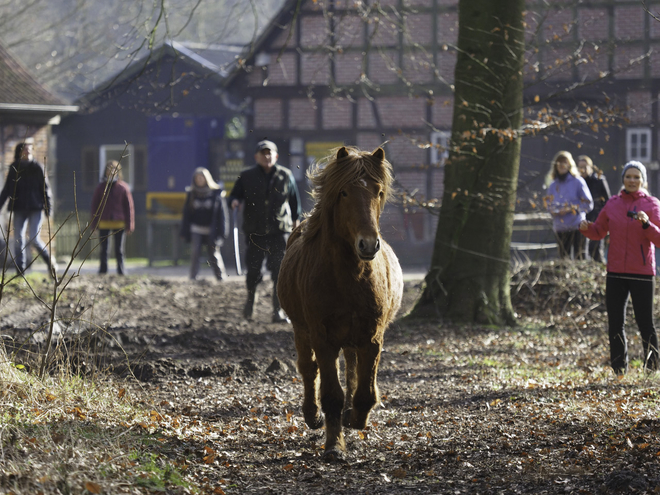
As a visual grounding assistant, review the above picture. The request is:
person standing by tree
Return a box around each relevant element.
[544,150,593,260]
[578,155,610,262]
[180,167,229,281]
[0,141,57,278]
[580,161,660,375]
[90,160,135,275]
[229,140,301,323]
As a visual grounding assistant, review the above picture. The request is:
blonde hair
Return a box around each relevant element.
[546,150,578,185]
[577,155,593,168]
[191,167,219,190]
[103,160,123,181]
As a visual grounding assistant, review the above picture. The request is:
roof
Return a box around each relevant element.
[0,42,78,115]
[78,40,244,108]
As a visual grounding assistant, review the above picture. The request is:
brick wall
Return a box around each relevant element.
[378,96,426,128]
[267,52,297,86]
[404,13,433,46]
[358,100,377,129]
[626,91,652,125]
[301,15,329,47]
[437,11,458,46]
[436,49,456,84]
[289,98,317,130]
[541,45,575,82]
[431,97,454,128]
[615,5,645,41]
[542,7,575,43]
[254,99,283,129]
[613,45,645,79]
[322,98,352,129]
[368,18,400,47]
[335,15,363,49]
[271,24,297,49]
[334,52,363,85]
[357,132,383,152]
[578,7,609,41]
[300,52,331,85]
[403,49,434,84]
[368,51,400,85]
[577,44,609,80]
[386,133,427,166]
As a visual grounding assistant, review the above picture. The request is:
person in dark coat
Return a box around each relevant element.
[0,141,57,277]
[180,167,229,281]
[90,160,135,275]
[228,140,302,323]
[578,155,611,263]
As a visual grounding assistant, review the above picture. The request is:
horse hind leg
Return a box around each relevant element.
[316,349,346,460]
[294,329,323,429]
[342,348,358,427]
[345,341,382,431]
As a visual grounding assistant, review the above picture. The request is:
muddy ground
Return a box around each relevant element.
[1,265,659,494]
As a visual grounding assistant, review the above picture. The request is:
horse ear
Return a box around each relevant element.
[372,148,385,162]
[337,147,349,160]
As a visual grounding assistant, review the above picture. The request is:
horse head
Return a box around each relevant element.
[334,147,390,261]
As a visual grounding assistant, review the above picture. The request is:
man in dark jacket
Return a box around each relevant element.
[0,141,56,277]
[578,155,611,262]
[229,140,302,323]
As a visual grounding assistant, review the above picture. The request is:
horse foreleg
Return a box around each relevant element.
[293,329,322,429]
[345,341,382,430]
[342,348,358,427]
[316,348,345,457]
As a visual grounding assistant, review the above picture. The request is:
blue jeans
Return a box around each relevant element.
[13,210,51,273]
[189,233,226,280]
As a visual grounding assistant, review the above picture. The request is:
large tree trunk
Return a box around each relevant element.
[409,0,525,325]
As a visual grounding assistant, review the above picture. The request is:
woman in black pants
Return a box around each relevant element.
[580,161,660,375]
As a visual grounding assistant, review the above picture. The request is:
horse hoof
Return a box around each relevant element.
[323,448,345,463]
[305,415,324,430]
[342,408,353,428]
[342,408,367,430]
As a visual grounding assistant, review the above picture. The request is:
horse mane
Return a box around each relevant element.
[303,146,394,241]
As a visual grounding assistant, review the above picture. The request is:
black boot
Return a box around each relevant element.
[243,289,257,320]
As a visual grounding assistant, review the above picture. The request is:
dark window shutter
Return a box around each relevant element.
[81,146,99,192]
[133,145,147,191]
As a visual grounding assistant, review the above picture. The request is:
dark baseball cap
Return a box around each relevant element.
[255,140,278,153]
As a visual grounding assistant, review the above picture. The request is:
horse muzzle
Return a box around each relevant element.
[357,235,381,261]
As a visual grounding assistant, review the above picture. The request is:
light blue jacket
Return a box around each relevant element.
[546,174,594,232]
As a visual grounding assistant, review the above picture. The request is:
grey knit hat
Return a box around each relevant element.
[621,161,647,185]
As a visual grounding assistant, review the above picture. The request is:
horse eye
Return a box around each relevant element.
[378,191,384,198]
[340,190,348,198]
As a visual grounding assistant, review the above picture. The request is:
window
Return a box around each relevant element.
[430,131,450,166]
[100,144,134,189]
[626,128,651,163]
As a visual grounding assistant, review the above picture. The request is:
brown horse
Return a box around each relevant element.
[277,146,403,460]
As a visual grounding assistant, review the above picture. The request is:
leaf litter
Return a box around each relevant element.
[1,260,660,493]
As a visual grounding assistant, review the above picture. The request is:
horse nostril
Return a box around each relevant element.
[358,239,366,252]
[375,238,381,251]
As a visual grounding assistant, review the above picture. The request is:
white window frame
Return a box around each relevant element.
[430,131,450,166]
[626,128,652,163]
[99,144,134,189]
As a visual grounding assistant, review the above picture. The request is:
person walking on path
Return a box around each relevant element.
[0,141,57,278]
[580,161,660,375]
[228,140,302,323]
[180,167,229,281]
[90,160,135,275]
[578,155,610,262]
[544,150,593,260]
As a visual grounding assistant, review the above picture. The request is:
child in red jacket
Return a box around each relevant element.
[580,161,660,375]
[90,161,135,275]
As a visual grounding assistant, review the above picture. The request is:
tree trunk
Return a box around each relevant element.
[409,0,525,325]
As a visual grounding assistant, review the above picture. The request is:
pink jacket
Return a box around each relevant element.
[90,180,135,233]
[582,190,660,275]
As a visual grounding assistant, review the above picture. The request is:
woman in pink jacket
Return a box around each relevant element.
[580,161,660,375]
[90,161,135,275]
